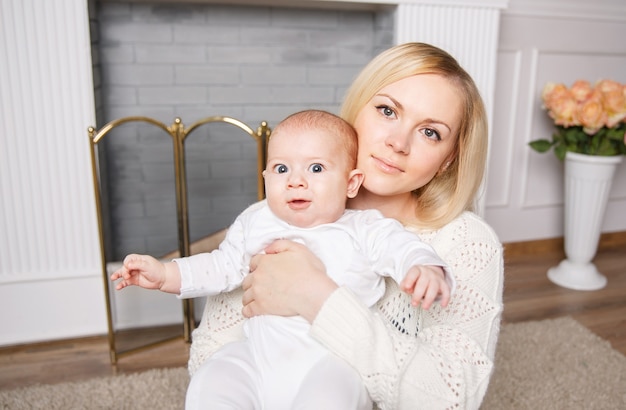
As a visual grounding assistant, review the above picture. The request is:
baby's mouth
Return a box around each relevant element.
[288,199,311,210]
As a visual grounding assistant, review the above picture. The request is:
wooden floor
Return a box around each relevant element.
[1,241,624,391]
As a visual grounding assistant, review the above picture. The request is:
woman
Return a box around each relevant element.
[188,42,504,409]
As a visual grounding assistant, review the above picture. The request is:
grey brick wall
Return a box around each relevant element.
[94,1,394,259]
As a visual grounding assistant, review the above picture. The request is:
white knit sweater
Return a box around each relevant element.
[187,211,504,409]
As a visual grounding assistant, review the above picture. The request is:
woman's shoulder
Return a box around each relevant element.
[413,211,501,250]
[445,211,500,242]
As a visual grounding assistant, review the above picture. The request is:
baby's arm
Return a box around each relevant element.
[353,210,453,308]
[110,254,182,294]
[400,265,450,309]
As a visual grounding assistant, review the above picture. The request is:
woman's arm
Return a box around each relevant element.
[242,240,338,322]
[310,212,504,409]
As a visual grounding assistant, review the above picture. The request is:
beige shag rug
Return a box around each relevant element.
[1,317,625,409]
[481,317,626,410]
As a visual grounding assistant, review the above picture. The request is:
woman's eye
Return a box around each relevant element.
[308,163,323,173]
[273,164,288,173]
[376,105,396,118]
[423,128,441,141]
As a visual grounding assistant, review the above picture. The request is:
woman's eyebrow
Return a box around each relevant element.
[375,93,403,111]
[376,93,452,133]
[423,118,452,133]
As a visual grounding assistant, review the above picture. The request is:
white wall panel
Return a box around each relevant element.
[486,49,521,208]
[524,51,626,208]
[506,0,626,21]
[485,7,626,242]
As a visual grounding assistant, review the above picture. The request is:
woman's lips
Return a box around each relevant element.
[372,155,404,174]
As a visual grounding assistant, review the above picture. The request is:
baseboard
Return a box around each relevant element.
[504,231,626,259]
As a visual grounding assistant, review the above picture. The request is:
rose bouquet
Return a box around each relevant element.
[529,79,626,160]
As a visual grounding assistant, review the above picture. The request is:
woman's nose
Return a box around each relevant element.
[385,128,411,154]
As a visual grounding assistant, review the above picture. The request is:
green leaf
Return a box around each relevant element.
[535,124,624,159]
[597,138,618,156]
[607,127,625,141]
[590,133,601,154]
[564,131,579,144]
[566,141,579,154]
[528,140,553,153]
[555,144,567,160]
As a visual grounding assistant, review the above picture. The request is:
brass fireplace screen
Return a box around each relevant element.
[88,116,271,364]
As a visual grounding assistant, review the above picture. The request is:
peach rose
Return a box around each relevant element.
[570,80,593,102]
[542,83,580,126]
[549,97,579,126]
[542,83,570,111]
[596,79,622,94]
[597,80,626,127]
[542,79,626,137]
[578,90,607,134]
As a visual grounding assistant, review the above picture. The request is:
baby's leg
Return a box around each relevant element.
[291,354,373,410]
[185,341,261,410]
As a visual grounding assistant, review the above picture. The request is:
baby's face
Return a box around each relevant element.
[264,127,356,228]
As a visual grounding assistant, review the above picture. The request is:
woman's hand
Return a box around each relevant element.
[242,239,338,323]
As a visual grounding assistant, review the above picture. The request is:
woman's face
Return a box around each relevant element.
[353,74,462,198]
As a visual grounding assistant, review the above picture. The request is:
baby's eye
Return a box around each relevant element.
[273,164,288,173]
[308,163,324,173]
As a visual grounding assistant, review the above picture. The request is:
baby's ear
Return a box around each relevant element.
[346,169,364,198]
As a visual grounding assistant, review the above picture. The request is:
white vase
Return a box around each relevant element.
[547,152,623,291]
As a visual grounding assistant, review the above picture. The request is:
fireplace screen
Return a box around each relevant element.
[88,115,270,364]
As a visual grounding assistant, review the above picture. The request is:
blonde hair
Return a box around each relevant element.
[340,43,488,229]
[271,109,359,169]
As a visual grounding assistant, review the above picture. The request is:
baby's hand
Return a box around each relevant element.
[110,254,165,291]
[400,265,450,309]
